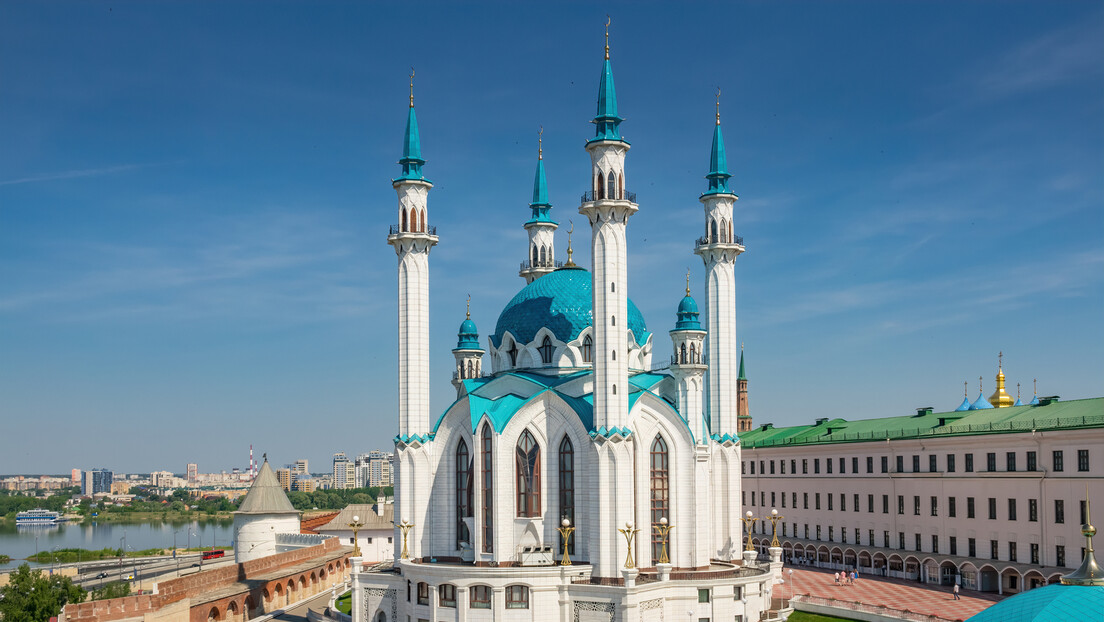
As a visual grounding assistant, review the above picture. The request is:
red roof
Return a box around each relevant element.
[300,512,339,534]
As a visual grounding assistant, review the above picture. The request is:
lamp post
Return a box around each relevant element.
[397,520,414,560]
[618,522,639,569]
[740,511,759,551]
[787,568,795,608]
[766,508,784,548]
[557,518,575,566]
[349,515,364,557]
[654,517,674,565]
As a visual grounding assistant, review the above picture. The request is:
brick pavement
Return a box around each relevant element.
[779,566,1008,621]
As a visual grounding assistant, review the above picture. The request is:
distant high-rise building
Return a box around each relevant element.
[354,450,393,488]
[81,469,112,496]
[292,475,315,493]
[332,452,354,489]
[186,463,198,483]
[150,470,174,487]
[275,468,292,492]
[70,469,81,485]
[294,459,309,476]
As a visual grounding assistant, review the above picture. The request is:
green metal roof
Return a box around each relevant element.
[740,397,1104,449]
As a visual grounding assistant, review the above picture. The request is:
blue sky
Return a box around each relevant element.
[1,2,1101,475]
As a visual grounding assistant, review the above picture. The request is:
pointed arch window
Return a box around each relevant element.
[559,436,575,554]
[420,209,426,233]
[650,435,670,564]
[532,245,538,265]
[401,209,408,232]
[720,218,727,242]
[597,171,605,199]
[710,219,718,243]
[507,341,518,367]
[516,430,541,517]
[456,439,472,549]
[539,336,553,365]
[582,335,593,363]
[619,173,624,200]
[680,344,687,364]
[690,343,696,364]
[607,171,617,200]
[466,360,474,378]
[481,425,493,553]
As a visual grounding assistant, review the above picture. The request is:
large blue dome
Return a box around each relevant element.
[967,584,1104,621]
[492,267,649,348]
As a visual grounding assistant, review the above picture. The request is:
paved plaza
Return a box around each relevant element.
[780,566,1008,620]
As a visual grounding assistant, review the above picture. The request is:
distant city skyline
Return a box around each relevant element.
[1,2,1101,472]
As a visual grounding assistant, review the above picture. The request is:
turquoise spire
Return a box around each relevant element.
[526,129,556,225]
[396,70,427,182]
[738,346,746,381]
[589,19,624,144]
[704,90,733,195]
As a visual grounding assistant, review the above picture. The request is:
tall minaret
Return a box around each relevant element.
[387,71,438,561]
[695,92,744,438]
[579,21,638,580]
[519,129,559,283]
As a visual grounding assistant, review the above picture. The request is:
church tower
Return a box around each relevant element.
[737,345,752,432]
[695,96,744,438]
[519,130,559,283]
[579,22,638,580]
[387,72,438,561]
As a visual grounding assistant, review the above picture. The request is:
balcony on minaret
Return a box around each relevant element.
[581,189,637,204]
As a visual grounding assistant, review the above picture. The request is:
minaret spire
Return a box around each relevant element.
[520,126,559,283]
[591,17,624,144]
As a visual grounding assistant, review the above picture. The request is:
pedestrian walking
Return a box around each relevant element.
[851,570,858,585]
[953,583,960,600]
[834,571,841,586]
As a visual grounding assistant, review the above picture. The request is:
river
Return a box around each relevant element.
[0,519,235,571]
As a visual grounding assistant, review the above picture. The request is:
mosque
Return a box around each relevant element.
[350,28,782,622]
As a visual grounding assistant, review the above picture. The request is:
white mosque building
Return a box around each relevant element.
[352,31,782,622]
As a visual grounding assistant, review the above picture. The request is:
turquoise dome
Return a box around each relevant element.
[492,267,649,348]
[673,294,702,331]
[970,393,995,410]
[455,317,482,351]
[955,396,972,412]
[967,584,1104,621]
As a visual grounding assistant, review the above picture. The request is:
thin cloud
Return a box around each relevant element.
[0,164,155,187]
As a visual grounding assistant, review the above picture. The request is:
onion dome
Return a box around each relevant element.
[454,299,482,351]
[969,377,995,410]
[1014,383,1024,407]
[955,381,971,412]
[987,352,1015,408]
[673,276,702,330]
[1029,378,1041,405]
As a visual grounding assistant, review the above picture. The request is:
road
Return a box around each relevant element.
[71,554,236,591]
[271,588,337,622]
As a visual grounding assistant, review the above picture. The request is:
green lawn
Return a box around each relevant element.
[335,591,351,615]
[786,613,859,622]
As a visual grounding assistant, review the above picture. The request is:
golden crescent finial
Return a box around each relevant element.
[564,220,576,267]
[605,16,611,60]
[538,126,543,160]
[409,68,415,107]
[466,294,471,320]
[716,87,722,125]
[685,269,691,295]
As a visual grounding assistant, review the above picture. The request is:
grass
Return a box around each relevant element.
[786,613,860,622]
[26,547,167,563]
[335,591,351,615]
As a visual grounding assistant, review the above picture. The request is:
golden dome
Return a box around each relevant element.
[988,351,1015,408]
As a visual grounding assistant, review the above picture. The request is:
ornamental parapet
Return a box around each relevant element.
[580,190,637,203]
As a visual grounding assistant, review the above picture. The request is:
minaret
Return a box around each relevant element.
[386,71,438,562]
[452,296,484,393]
[520,128,559,283]
[669,273,707,439]
[578,20,637,580]
[988,351,1015,408]
[737,344,752,433]
[695,91,744,437]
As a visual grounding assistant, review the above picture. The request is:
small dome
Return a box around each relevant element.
[955,396,972,412]
[970,393,995,410]
[673,294,702,331]
[966,584,1104,622]
[455,317,482,351]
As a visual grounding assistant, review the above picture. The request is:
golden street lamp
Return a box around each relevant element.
[767,508,785,548]
[557,518,575,566]
[654,517,674,564]
[398,520,414,560]
[618,521,640,569]
[349,515,364,557]
[740,510,759,551]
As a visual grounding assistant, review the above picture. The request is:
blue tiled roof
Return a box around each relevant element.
[492,267,649,348]
[966,584,1104,622]
[454,317,481,351]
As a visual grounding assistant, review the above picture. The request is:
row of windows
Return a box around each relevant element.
[763,522,1082,566]
[743,449,1091,475]
[505,335,594,366]
[399,207,427,233]
[456,426,672,561]
[743,490,1086,525]
[413,582,529,609]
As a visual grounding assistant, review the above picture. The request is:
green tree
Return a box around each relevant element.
[91,581,131,600]
[0,564,85,622]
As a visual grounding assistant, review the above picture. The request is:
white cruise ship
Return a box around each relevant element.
[15,508,62,525]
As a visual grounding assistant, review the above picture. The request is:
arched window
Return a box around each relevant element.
[507,341,518,367]
[466,360,474,378]
[607,171,617,199]
[612,349,616,361]
[689,343,696,363]
[539,336,553,365]
[720,218,728,242]
[481,425,493,553]
[456,440,472,549]
[516,430,541,517]
[505,585,530,609]
[420,209,426,233]
[582,335,593,363]
[597,171,605,199]
[559,436,575,554]
[532,245,538,265]
[611,315,616,326]
[401,209,408,232]
[612,384,617,395]
[377,613,386,622]
[650,435,670,563]
[619,173,624,199]
[680,344,687,364]
[710,219,718,243]
[539,246,546,265]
